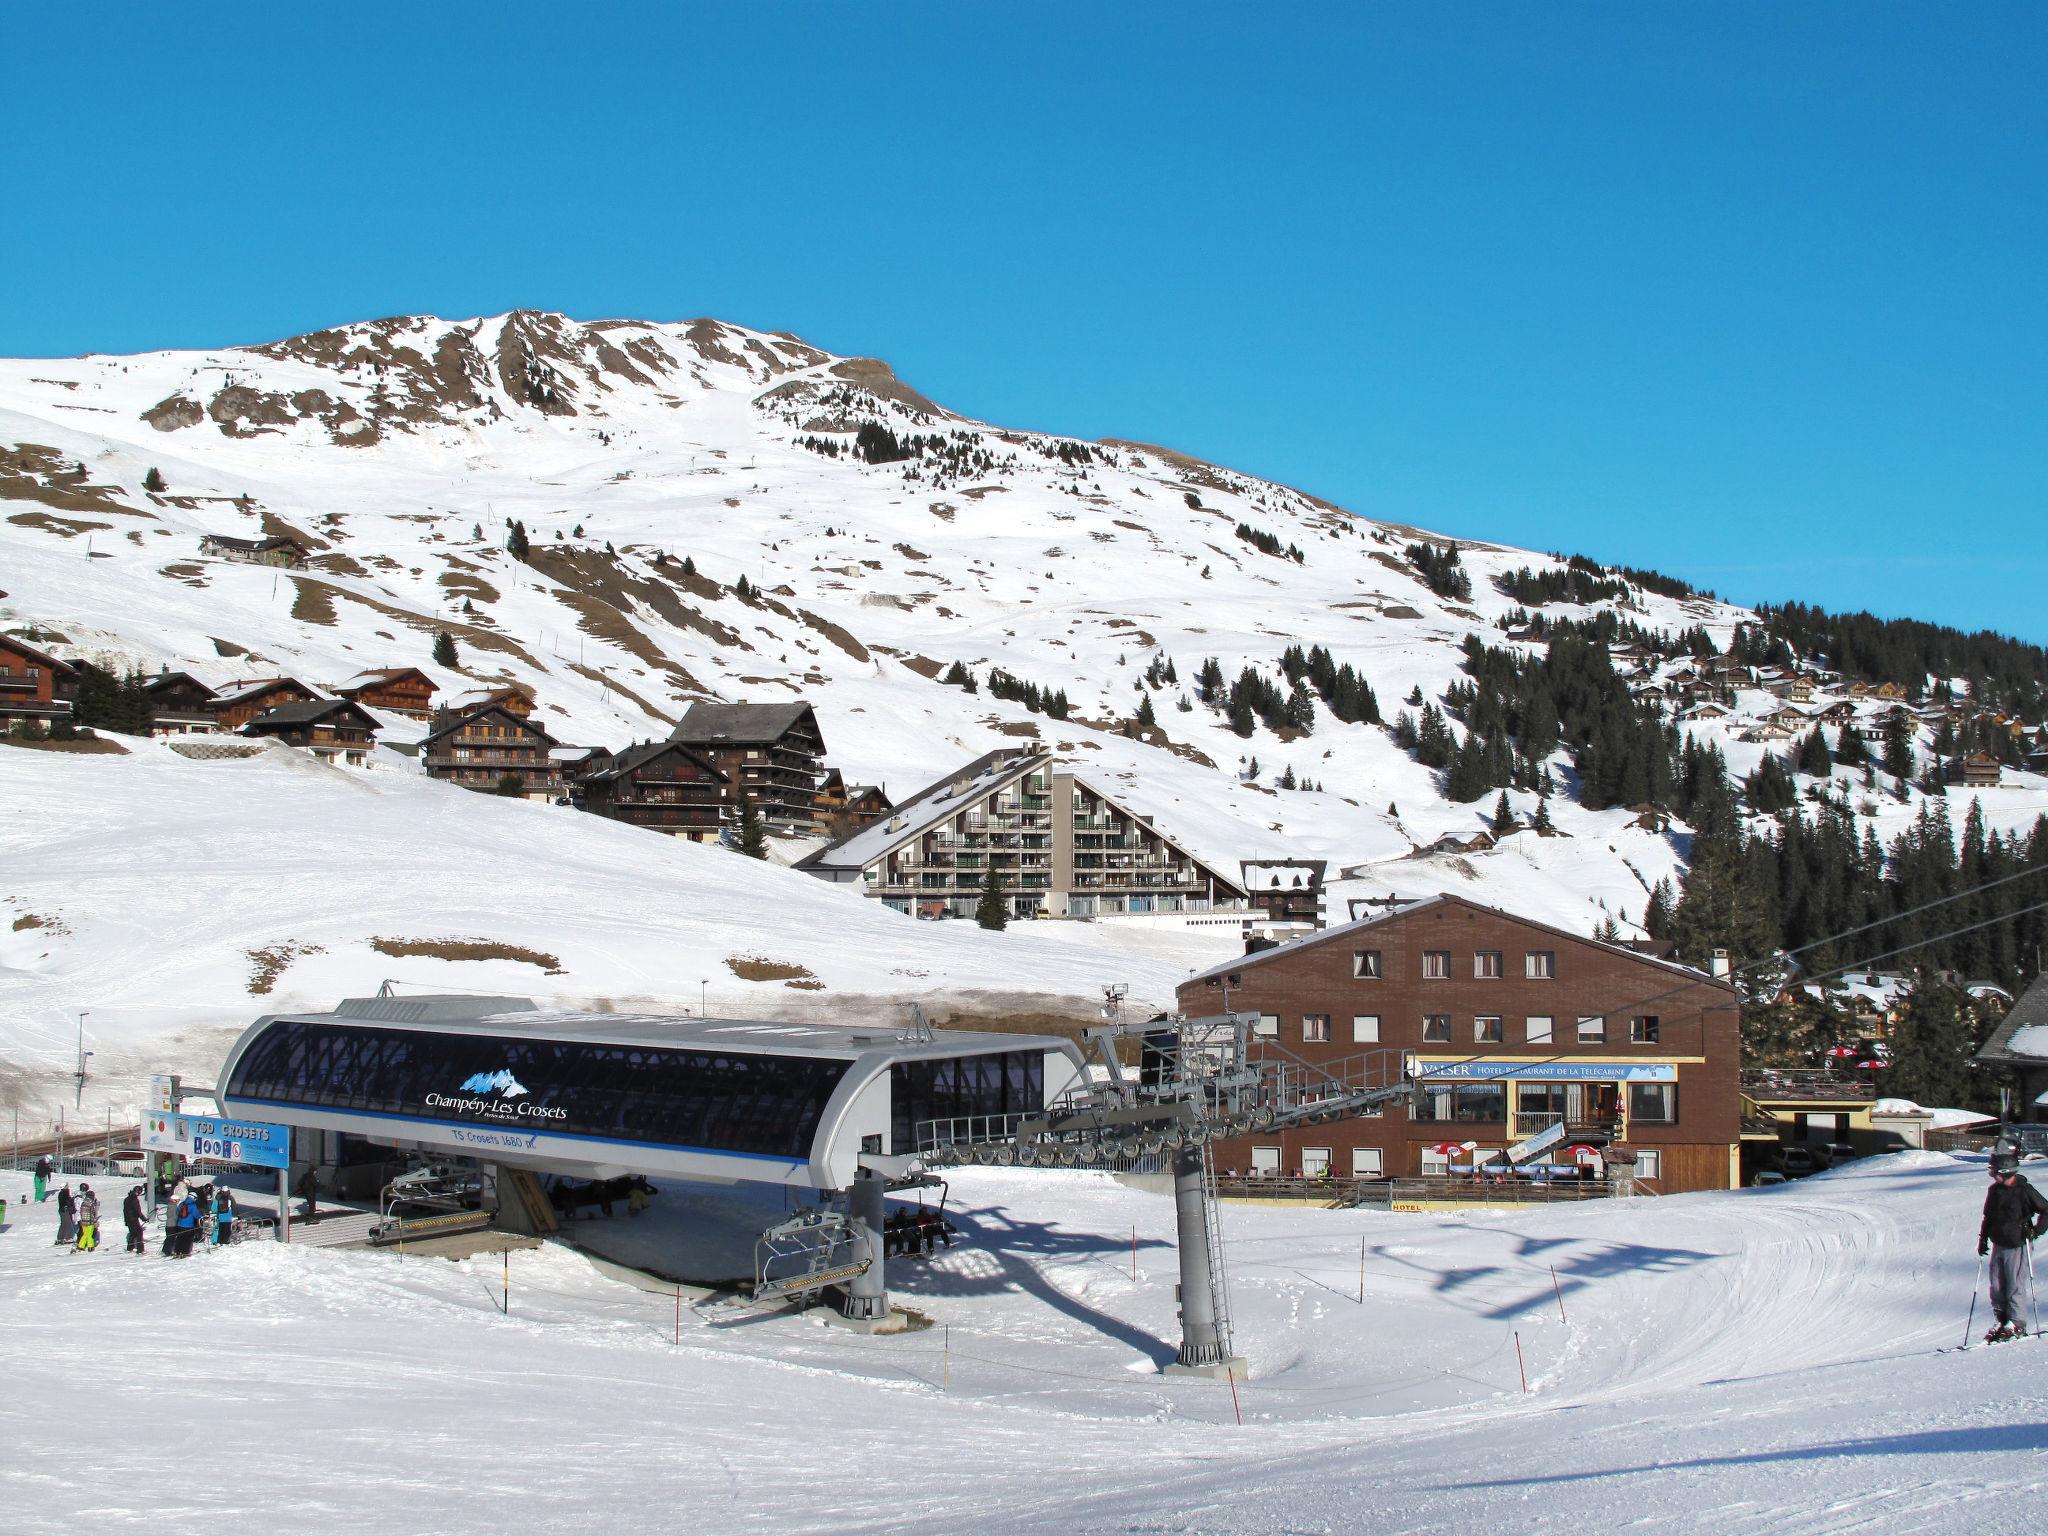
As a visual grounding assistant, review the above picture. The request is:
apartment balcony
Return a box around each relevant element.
[1510,1113,1621,1141]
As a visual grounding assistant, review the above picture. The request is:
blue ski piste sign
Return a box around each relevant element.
[144,1112,291,1169]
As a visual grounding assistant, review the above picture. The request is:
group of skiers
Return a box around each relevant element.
[27,1153,240,1257]
[1977,1148,2048,1342]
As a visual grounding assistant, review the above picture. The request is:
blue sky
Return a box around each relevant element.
[5,5,2043,641]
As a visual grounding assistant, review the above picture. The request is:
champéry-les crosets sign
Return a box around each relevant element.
[424,1069,567,1121]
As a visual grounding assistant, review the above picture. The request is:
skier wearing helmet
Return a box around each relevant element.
[1978,1150,2048,1342]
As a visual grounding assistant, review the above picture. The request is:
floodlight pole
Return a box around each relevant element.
[75,1012,92,1109]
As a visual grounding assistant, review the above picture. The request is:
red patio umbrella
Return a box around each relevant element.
[1561,1143,1601,1164]
[1429,1141,1468,1157]
[1826,1046,1858,1058]
[1857,1059,1888,1070]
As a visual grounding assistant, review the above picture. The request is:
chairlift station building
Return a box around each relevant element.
[219,994,1086,1192]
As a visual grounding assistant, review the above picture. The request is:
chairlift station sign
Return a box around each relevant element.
[143,1111,290,1169]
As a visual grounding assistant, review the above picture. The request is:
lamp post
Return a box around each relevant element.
[75,1012,93,1110]
[701,979,709,1019]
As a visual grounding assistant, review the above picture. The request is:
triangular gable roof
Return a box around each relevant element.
[245,698,379,732]
[1975,973,2048,1067]
[669,700,819,746]
[337,666,434,694]
[587,738,727,784]
[144,669,216,698]
[212,676,319,706]
[422,702,560,748]
[0,634,80,674]
[1184,892,1732,990]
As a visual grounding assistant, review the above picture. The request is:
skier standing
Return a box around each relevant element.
[34,1154,52,1203]
[122,1185,146,1255]
[75,1185,100,1252]
[55,1185,77,1246]
[1978,1151,2048,1341]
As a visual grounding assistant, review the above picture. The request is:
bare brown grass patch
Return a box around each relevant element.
[371,936,565,973]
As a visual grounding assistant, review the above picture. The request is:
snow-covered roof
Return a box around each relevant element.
[1975,974,2048,1067]
[807,748,1046,871]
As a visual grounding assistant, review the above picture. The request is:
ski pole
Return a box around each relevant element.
[2030,1241,2041,1341]
[1963,1252,1985,1350]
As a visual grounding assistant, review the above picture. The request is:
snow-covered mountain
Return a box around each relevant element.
[5,311,2043,1118]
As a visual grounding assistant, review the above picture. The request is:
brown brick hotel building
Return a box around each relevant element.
[1177,894,1742,1194]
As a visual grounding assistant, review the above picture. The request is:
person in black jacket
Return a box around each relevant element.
[122,1185,147,1255]
[1978,1152,2048,1340]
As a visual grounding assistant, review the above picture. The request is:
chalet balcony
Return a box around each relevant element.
[1741,1069,1876,1102]
[1511,1112,1621,1140]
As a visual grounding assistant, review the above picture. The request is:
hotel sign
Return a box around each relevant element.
[1414,1061,1678,1084]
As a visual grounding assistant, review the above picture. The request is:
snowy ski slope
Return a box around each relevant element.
[1,1151,2041,1533]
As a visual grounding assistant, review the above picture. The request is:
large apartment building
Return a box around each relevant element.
[1177,894,1742,1193]
[667,701,827,833]
[800,748,1244,921]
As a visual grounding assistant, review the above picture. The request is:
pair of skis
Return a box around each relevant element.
[1951,1246,2043,1352]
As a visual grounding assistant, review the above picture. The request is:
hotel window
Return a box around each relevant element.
[1255,1014,1279,1039]
[1475,1016,1504,1044]
[1525,1015,1554,1045]
[1301,1147,1332,1178]
[1632,1149,1662,1180]
[1302,1014,1331,1044]
[1351,1147,1384,1178]
[1474,951,1503,979]
[1628,1084,1676,1124]
[1352,1014,1380,1044]
[1577,1015,1605,1043]
[1422,1014,1452,1043]
[1422,951,1451,979]
[1630,1016,1661,1044]
[1352,950,1382,979]
[1249,1146,1281,1175]
[1420,1146,1451,1177]
[1525,950,1556,979]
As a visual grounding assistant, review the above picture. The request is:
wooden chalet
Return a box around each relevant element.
[667,700,826,833]
[422,703,562,800]
[580,740,729,838]
[446,683,536,719]
[208,677,321,733]
[1242,858,1328,929]
[336,667,437,720]
[843,784,893,827]
[0,634,79,728]
[243,699,379,765]
[144,670,220,735]
[814,767,850,821]
[198,533,310,569]
[1945,752,2003,788]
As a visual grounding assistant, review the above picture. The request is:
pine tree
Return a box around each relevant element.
[1135,691,1156,728]
[470,523,482,542]
[1796,727,1833,777]
[432,630,459,667]
[1834,724,1867,766]
[507,521,530,561]
[735,789,767,859]
[143,466,166,493]
[975,865,1009,930]
[1491,792,1515,834]
[1278,763,1297,789]
[1533,792,1555,834]
[736,574,754,601]
[572,523,584,538]
[681,555,696,576]
[1887,973,1977,1109]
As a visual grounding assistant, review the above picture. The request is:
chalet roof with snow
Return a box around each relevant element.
[1975,974,2048,1066]
[211,676,320,706]
[583,738,726,784]
[143,670,216,698]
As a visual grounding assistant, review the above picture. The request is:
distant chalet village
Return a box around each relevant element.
[7,526,2048,1194]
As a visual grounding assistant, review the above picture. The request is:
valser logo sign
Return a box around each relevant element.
[425,1066,566,1122]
